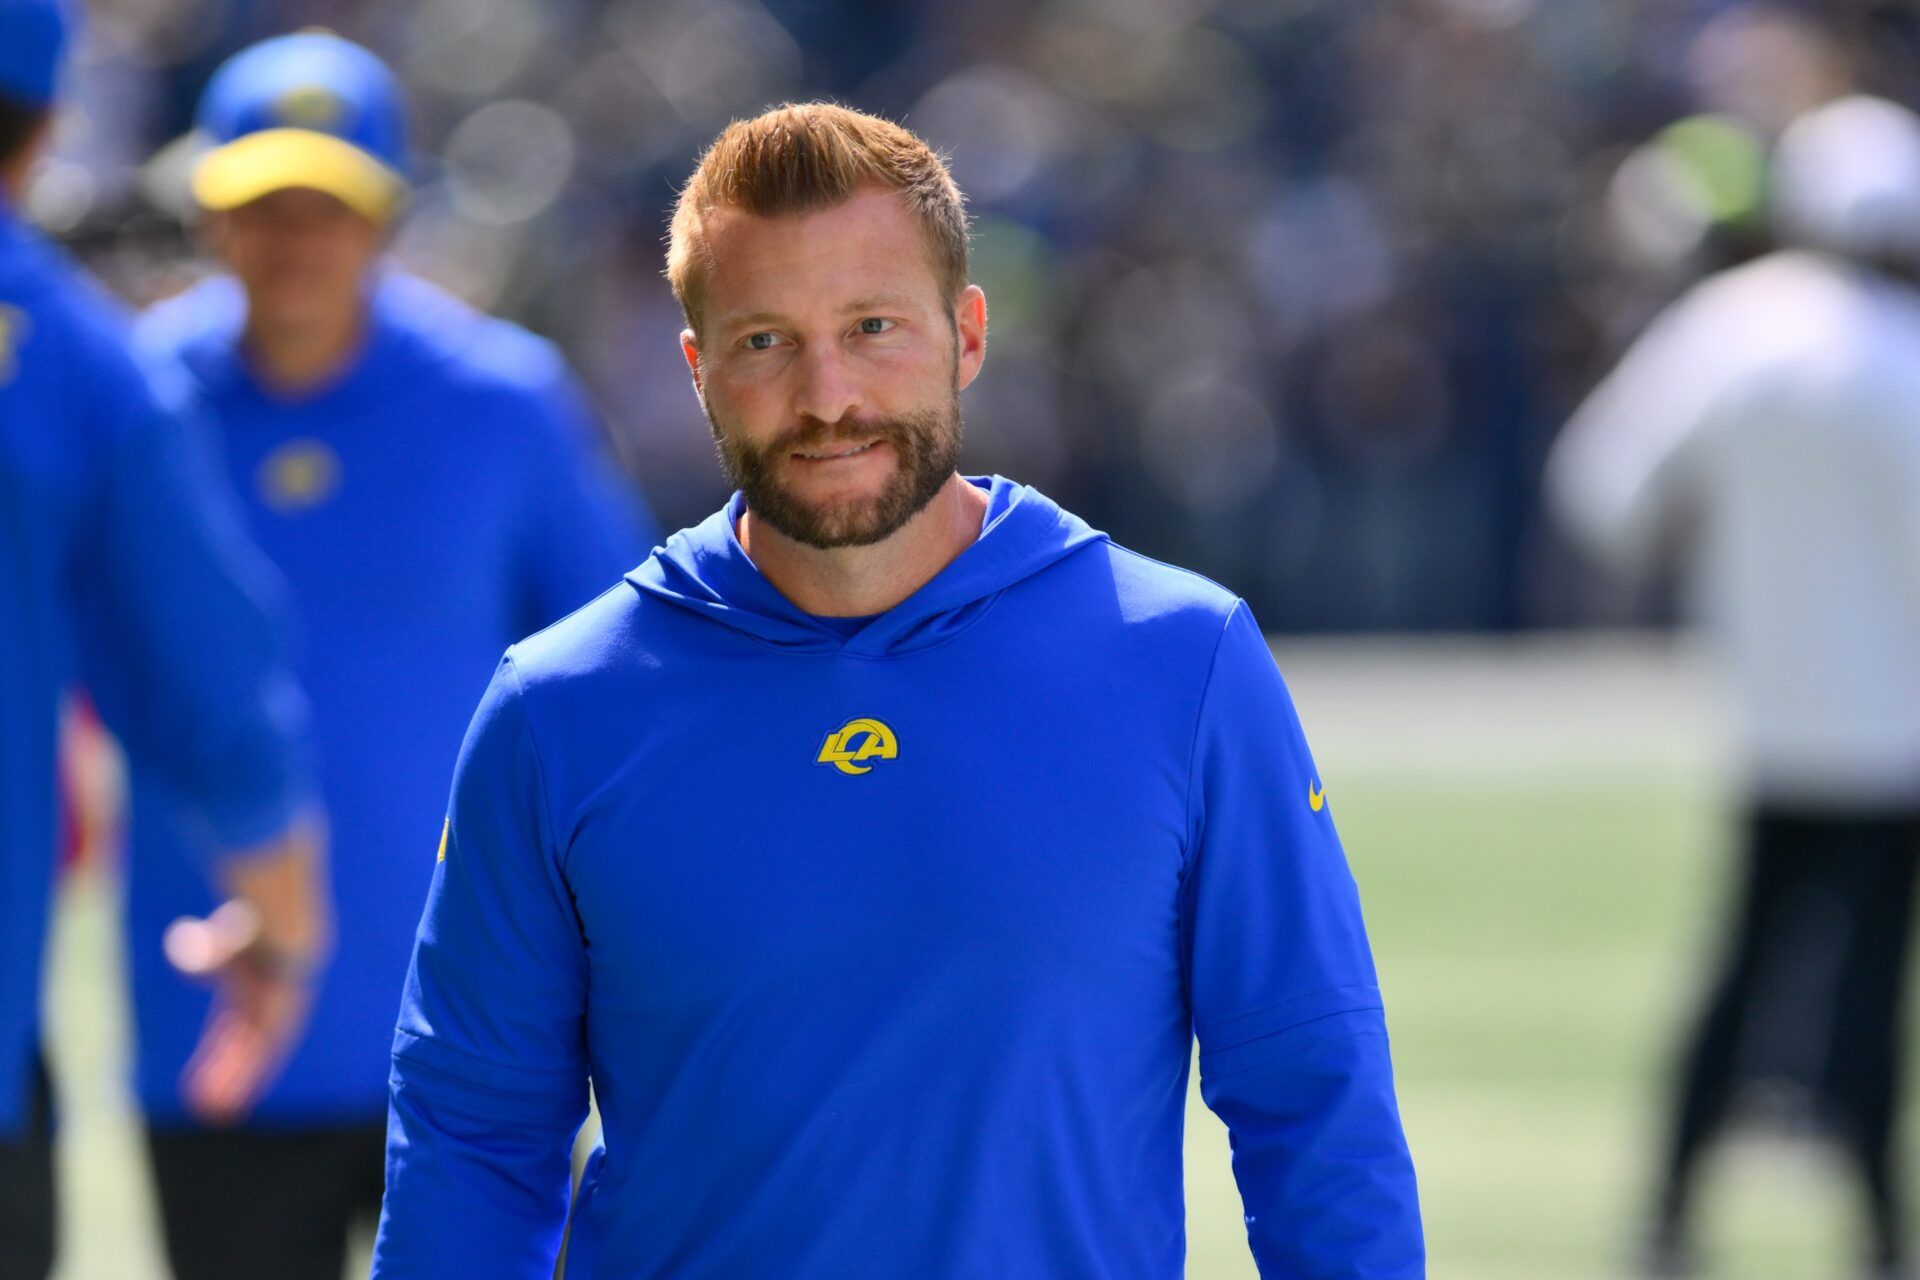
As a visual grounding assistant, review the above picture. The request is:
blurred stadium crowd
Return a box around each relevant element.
[27,0,1918,630]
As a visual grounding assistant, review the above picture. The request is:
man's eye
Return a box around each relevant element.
[857,318,895,335]
[745,332,779,351]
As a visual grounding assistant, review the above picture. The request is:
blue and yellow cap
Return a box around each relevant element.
[193,31,408,223]
[0,0,69,109]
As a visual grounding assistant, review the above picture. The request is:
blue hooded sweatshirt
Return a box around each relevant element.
[124,271,657,1127]
[0,200,310,1139]
[373,476,1423,1279]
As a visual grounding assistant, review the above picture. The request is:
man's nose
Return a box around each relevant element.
[790,342,863,427]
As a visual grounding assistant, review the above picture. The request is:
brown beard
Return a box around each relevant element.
[708,391,963,549]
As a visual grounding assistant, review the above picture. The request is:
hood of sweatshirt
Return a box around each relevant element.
[624,476,1106,656]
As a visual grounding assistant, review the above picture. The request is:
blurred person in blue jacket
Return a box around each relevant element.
[125,30,659,1280]
[0,3,330,1276]
[372,102,1422,1280]
[1552,96,1920,1280]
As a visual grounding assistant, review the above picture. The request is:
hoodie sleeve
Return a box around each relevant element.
[1183,603,1423,1278]
[73,350,313,855]
[514,366,660,633]
[373,654,590,1280]
[1545,292,1721,577]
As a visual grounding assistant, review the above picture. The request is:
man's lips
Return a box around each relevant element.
[791,439,885,462]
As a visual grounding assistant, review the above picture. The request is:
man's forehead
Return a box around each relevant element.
[230,185,365,220]
[699,191,942,318]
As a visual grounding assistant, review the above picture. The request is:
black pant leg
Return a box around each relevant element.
[148,1123,387,1280]
[1656,810,1807,1236]
[0,1055,55,1280]
[1819,812,1920,1267]
[346,1124,388,1251]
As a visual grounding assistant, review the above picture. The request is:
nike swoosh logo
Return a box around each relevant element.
[1309,782,1326,813]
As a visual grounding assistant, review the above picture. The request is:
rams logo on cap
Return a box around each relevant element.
[257,438,341,513]
[0,305,30,385]
[816,718,897,776]
[275,84,346,131]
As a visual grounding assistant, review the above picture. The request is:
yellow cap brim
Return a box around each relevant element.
[192,128,406,223]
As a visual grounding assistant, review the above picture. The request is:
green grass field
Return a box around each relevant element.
[39,641,1894,1278]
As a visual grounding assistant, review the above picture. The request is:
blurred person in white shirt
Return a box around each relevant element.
[1550,95,1920,1280]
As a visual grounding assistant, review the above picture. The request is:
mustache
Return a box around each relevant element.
[770,416,911,454]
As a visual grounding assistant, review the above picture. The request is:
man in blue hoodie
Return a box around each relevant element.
[374,102,1423,1279]
[0,4,327,1276]
[124,30,658,1280]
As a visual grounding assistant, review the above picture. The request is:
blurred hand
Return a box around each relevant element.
[164,814,331,1125]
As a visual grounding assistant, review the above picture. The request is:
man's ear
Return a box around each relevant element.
[196,208,229,261]
[954,285,987,392]
[680,328,703,396]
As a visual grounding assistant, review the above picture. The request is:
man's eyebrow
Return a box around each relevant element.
[712,295,921,333]
[840,294,917,314]
[714,311,786,333]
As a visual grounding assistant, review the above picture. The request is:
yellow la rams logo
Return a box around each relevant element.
[0,304,31,384]
[816,717,898,776]
[436,817,449,863]
[276,84,345,130]
[257,438,341,513]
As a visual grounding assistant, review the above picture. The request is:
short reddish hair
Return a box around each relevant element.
[667,102,969,332]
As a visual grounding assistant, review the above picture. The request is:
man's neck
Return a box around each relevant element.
[739,474,989,618]
[2,117,50,209]
[242,303,366,396]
